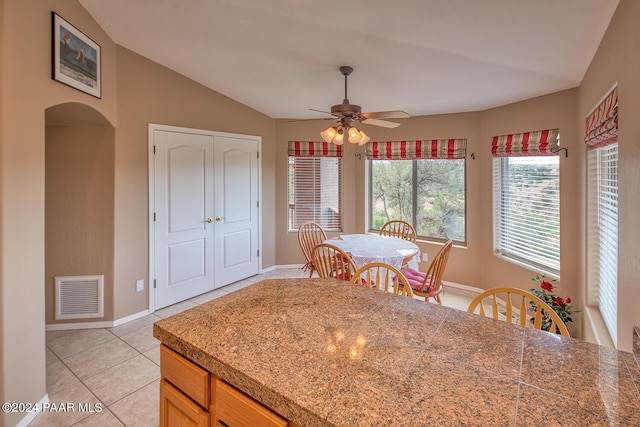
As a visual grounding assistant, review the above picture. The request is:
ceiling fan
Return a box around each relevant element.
[316,66,410,145]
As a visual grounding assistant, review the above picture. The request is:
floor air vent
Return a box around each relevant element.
[55,275,104,320]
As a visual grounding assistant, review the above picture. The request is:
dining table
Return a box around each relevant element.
[325,233,420,271]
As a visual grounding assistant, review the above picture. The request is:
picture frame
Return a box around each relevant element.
[52,12,101,98]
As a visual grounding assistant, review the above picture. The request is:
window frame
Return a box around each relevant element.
[287,154,342,233]
[492,155,560,276]
[368,157,467,245]
[586,143,618,346]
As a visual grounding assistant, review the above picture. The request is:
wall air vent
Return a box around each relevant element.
[55,275,104,320]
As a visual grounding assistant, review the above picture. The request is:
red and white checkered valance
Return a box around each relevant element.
[585,87,618,148]
[365,139,467,160]
[288,141,343,157]
[491,128,559,157]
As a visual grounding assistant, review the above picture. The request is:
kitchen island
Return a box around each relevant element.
[153,278,640,426]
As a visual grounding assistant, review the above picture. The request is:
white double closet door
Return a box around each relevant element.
[150,125,260,310]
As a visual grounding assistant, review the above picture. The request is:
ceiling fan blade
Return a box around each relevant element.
[309,108,332,115]
[361,118,401,128]
[361,110,410,120]
[280,117,334,123]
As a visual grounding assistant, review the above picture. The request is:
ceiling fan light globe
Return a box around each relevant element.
[320,126,337,142]
[333,131,344,145]
[348,127,361,143]
[358,132,370,146]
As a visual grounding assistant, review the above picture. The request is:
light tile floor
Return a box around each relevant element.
[32,268,478,426]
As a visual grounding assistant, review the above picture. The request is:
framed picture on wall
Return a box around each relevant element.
[52,12,101,98]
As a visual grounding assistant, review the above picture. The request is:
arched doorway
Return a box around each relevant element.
[44,102,115,326]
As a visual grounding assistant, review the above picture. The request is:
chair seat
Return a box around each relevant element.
[401,240,452,304]
[401,267,443,296]
[402,267,427,289]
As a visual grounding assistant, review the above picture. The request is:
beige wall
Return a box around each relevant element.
[45,124,115,324]
[277,90,581,333]
[480,89,581,336]
[276,0,640,349]
[1,0,639,424]
[1,1,117,424]
[0,0,5,411]
[113,46,276,318]
[579,0,640,351]
[0,0,276,424]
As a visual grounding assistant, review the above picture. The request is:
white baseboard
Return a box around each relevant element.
[16,394,49,427]
[442,280,483,294]
[275,264,305,269]
[260,265,276,274]
[45,310,150,331]
[112,310,151,327]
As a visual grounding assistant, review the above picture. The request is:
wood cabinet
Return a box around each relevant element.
[160,379,210,427]
[160,345,293,427]
[214,380,287,427]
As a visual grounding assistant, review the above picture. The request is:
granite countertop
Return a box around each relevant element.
[153,278,640,426]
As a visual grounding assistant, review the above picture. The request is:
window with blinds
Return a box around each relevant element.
[287,156,341,232]
[493,156,560,274]
[587,143,618,346]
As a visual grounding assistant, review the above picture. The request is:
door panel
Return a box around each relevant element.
[223,230,251,267]
[214,136,259,285]
[154,130,214,309]
[168,240,205,284]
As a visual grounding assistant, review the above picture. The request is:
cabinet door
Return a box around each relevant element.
[214,379,287,427]
[160,379,210,427]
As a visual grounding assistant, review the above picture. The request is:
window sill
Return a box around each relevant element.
[493,253,559,280]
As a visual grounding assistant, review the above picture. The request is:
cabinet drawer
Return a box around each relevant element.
[160,345,210,408]
[215,379,287,427]
[160,379,210,427]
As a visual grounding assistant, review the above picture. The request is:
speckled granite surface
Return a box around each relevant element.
[153,278,640,426]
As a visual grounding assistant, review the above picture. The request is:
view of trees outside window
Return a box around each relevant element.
[370,159,466,243]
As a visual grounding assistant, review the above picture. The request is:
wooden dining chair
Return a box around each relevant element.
[401,240,453,304]
[311,243,357,281]
[378,220,417,243]
[467,287,570,337]
[297,222,327,277]
[350,262,414,298]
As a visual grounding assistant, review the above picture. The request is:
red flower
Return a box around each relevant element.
[566,297,571,304]
[554,296,566,306]
[540,280,554,292]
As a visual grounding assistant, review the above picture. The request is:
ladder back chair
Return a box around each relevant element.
[378,220,417,243]
[297,222,327,277]
[467,287,570,337]
[401,240,453,304]
[350,262,415,298]
[311,243,357,281]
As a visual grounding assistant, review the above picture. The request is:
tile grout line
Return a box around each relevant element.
[45,328,158,426]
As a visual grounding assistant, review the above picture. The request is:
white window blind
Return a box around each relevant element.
[587,143,618,345]
[493,156,560,274]
[288,156,341,231]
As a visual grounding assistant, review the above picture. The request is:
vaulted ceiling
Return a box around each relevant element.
[79,0,619,120]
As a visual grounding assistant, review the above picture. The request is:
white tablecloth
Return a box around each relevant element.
[325,234,420,271]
